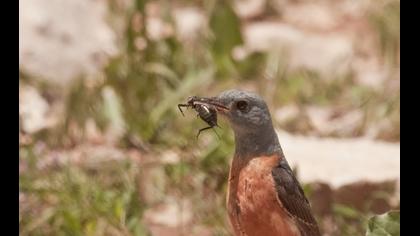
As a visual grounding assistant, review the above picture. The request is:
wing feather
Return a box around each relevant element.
[271,158,321,236]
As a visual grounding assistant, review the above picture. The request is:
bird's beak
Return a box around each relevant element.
[199,97,230,114]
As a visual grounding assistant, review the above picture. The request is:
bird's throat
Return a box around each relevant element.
[233,125,283,160]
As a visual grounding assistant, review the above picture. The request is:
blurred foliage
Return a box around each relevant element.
[332,203,369,235]
[368,0,400,67]
[24,0,400,147]
[366,211,400,236]
[20,0,400,235]
[209,1,243,77]
[19,146,148,236]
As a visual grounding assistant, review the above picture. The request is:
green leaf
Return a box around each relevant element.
[366,210,400,236]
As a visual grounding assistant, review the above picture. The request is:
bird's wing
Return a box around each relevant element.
[271,158,321,236]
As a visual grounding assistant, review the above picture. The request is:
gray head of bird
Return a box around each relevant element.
[206,90,273,134]
[201,89,281,157]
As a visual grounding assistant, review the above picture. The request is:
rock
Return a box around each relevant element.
[289,34,353,76]
[308,182,333,217]
[243,22,354,75]
[19,84,50,133]
[333,180,397,214]
[19,0,117,86]
[240,0,395,88]
[292,133,400,216]
[277,131,400,188]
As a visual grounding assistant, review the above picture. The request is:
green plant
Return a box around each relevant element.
[366,210,400,236]
[19,146,148,236]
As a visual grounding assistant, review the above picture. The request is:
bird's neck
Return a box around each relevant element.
[233,124,283,160]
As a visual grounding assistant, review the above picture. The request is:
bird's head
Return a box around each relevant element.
[205,89,273,136]
[199,89,281,157]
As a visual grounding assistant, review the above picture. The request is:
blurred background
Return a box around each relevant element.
[19,0,400,235]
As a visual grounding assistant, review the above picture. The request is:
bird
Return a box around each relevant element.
[202,89,321,236]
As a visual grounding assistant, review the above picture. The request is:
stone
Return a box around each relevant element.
[19,84,50,133]
[277,131,400,188]
[19,0,117,86]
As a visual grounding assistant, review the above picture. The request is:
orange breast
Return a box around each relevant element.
[227,155,300,236]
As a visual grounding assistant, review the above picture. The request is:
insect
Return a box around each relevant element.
[178,96,221,138]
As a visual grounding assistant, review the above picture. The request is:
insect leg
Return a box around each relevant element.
[178,104,188,116]
[212,127,221,140]
[196,126,213,138]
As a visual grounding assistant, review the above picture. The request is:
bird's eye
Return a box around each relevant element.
[236,100,248,111]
